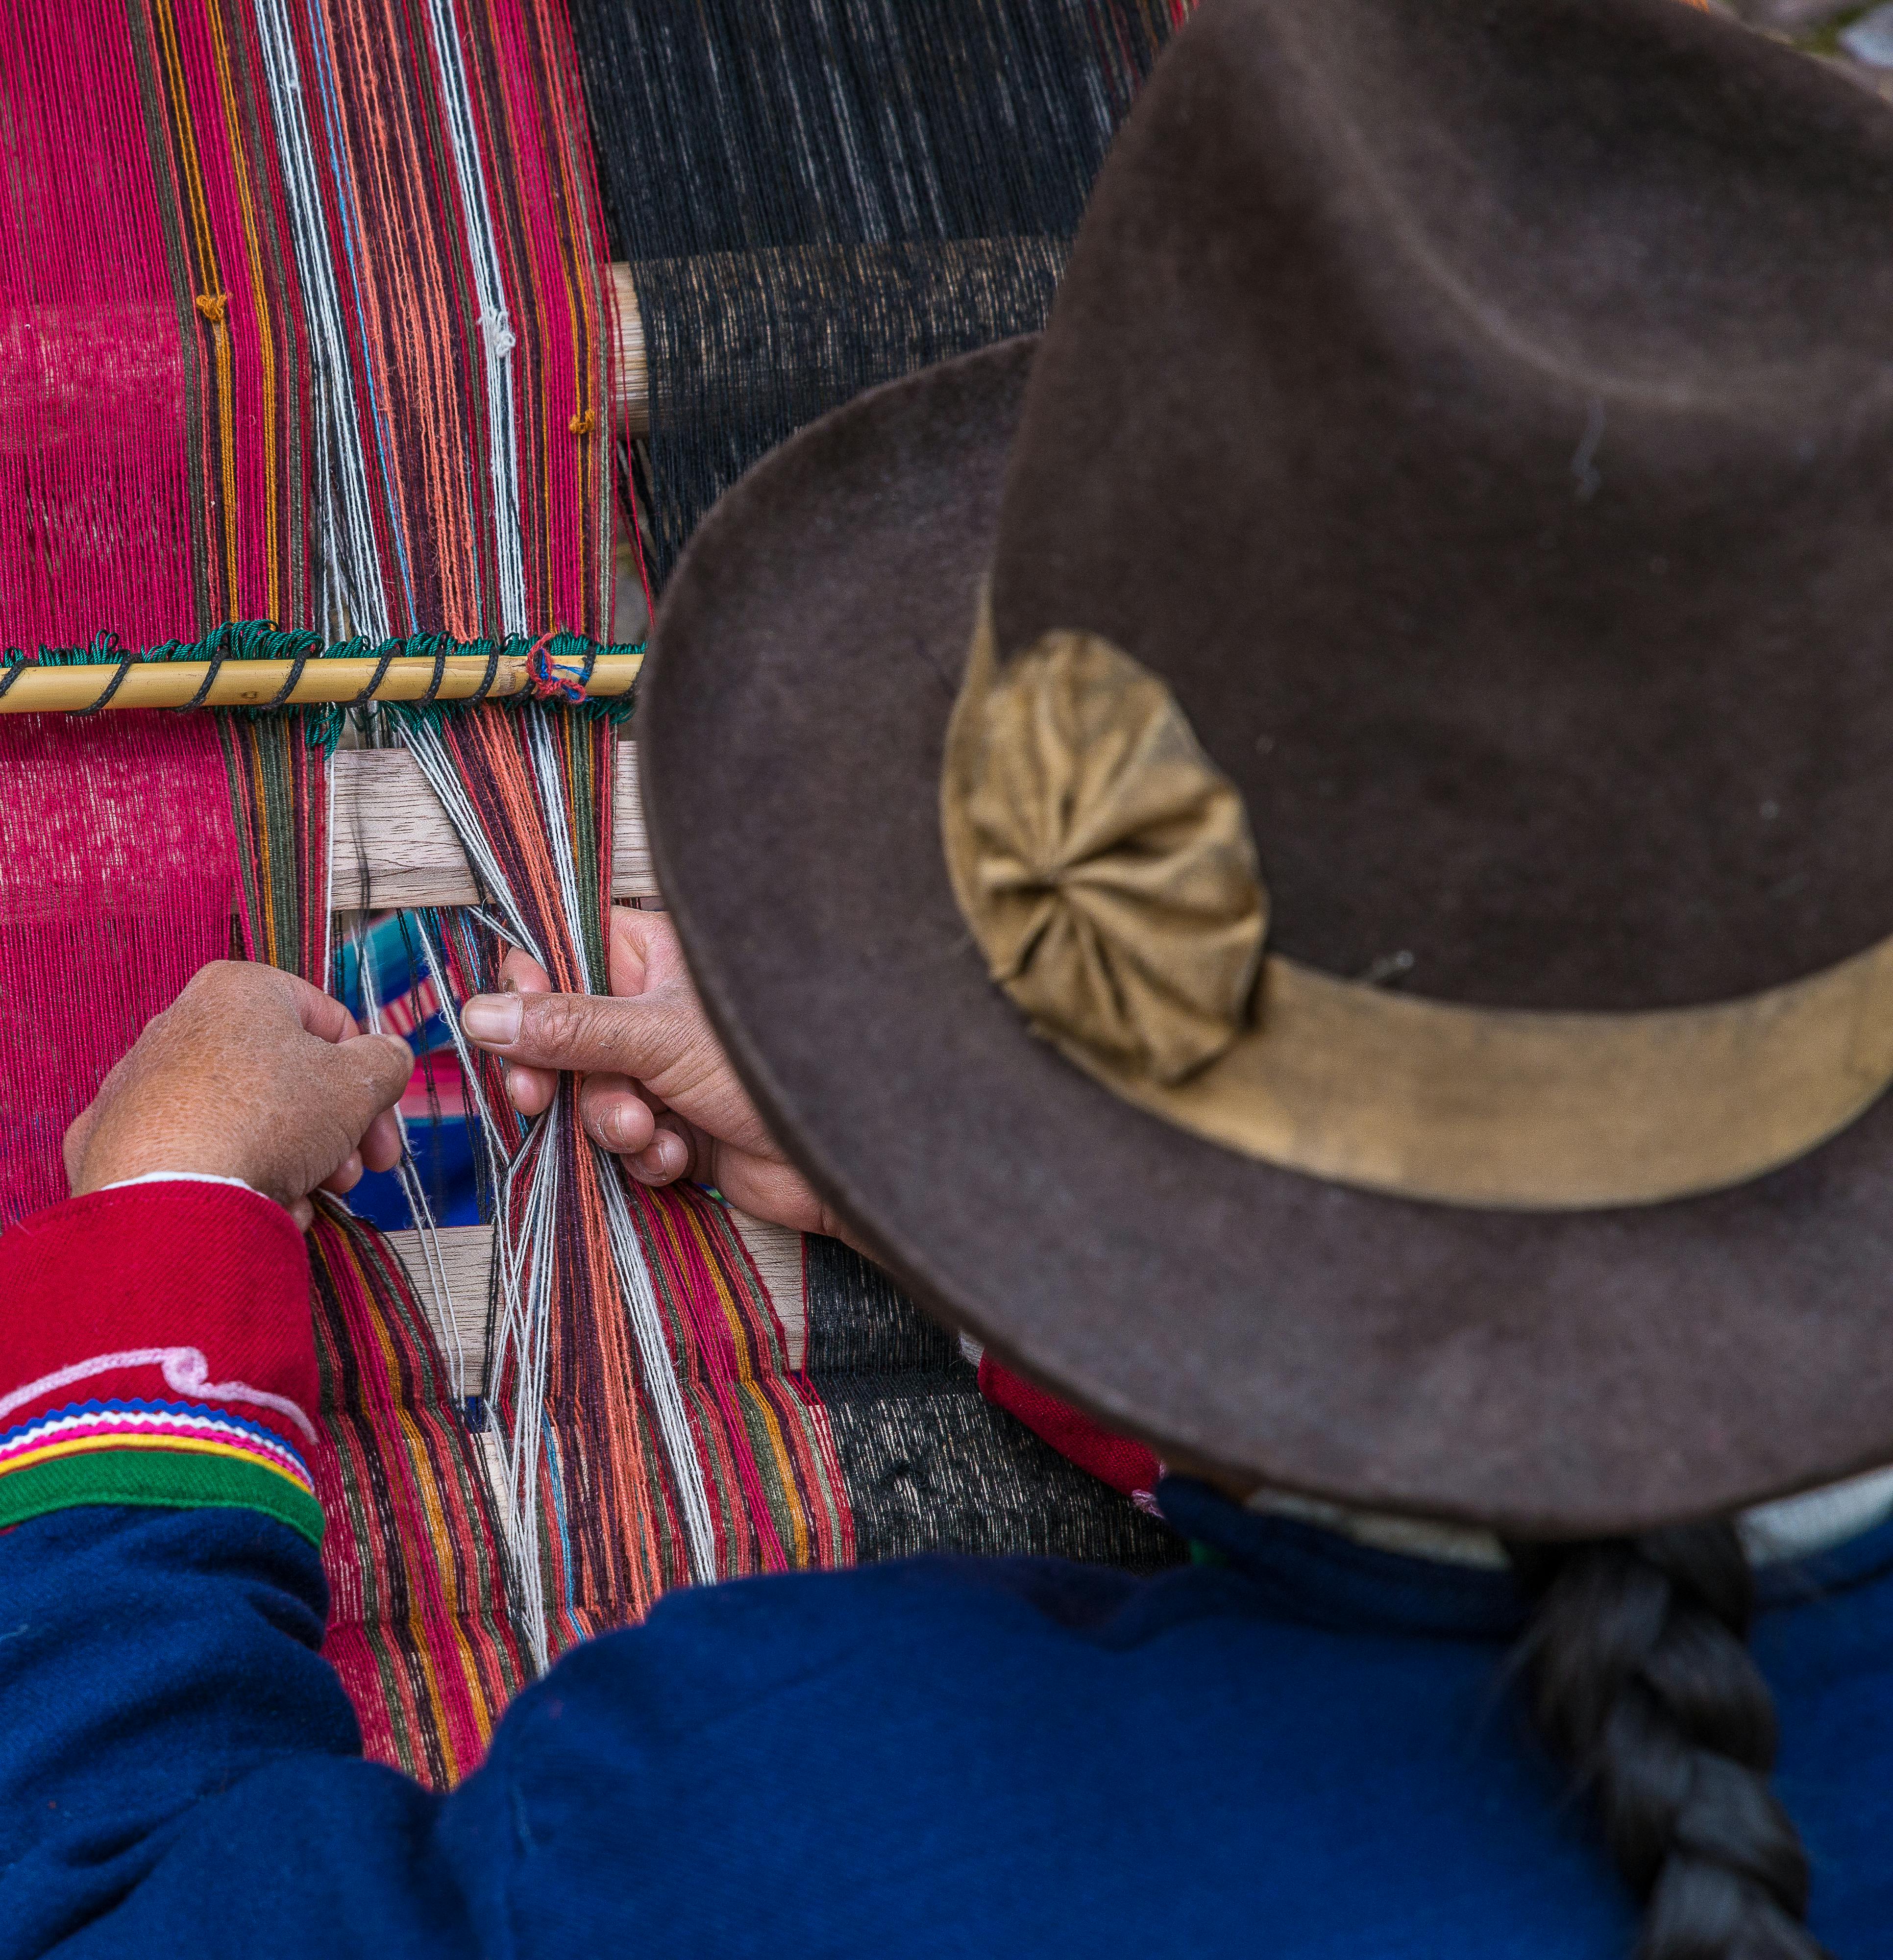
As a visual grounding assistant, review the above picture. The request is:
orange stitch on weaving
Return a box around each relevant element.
[568,409,593,436]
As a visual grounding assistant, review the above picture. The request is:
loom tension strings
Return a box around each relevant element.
[392,706,716,1673]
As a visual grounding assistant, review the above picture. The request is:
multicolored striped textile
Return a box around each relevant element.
[0,1397,323,1545]
[0,0,617,649]
[220,705,531,1786]
[307,1203,528,1787]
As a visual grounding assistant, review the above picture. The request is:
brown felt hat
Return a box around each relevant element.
[642,0,1893,1536]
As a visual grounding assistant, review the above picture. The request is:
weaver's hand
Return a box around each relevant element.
[63,961,413,1230]
[459,907,860,1247]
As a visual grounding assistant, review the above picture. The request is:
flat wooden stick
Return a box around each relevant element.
[0,651,641,716]
[329,739,654,909]
[387,1206,807,1391]
[611,264,648,437]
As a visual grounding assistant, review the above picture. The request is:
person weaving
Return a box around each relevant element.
[7,0,1893,1952]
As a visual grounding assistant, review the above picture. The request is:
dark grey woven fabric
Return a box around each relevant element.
[570,0,1187,577]
[804,1236,1182,1572]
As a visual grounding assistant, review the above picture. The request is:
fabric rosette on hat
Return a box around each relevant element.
[640,0,1893,1538]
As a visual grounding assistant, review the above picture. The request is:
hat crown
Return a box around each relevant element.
[990,0,1893,1011]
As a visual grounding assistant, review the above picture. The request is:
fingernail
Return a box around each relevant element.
[462,994,522,1046]
[632,1133,682,1182]
[604,1105,641,1149]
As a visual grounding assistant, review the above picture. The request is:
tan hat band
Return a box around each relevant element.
[939,597,1893,1210]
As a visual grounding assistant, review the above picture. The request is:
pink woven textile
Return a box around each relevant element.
[0,712,240,1226]
[0,0,198,647]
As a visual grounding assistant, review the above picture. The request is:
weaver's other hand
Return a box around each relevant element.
[63,961,413,1231]
[459,907,859,1247]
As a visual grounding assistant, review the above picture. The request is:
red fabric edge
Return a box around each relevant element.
[977,1353,1162,1498]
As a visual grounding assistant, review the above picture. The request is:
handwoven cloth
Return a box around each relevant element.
[0,715,241,1227]
[0,709,529,1787]
[570,0,1193,580]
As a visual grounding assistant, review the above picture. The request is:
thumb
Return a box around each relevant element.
[321,1029,416,1136]
[461,988,696,1085]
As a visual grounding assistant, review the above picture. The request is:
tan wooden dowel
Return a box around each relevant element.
[0,651,641,715]
[329,738,655,910]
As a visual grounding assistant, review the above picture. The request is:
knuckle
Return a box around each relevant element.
[527,994,590,1055]
[520,992,618,1069]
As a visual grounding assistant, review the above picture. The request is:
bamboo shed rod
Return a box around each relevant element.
[0,651,642,715]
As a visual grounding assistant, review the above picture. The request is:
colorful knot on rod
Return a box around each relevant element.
[526,633,589,702]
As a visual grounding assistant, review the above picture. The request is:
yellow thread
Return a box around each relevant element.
[1,1431,311,1487]
[152,0,238,612]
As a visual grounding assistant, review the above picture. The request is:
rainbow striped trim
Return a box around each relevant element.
[0,1398,323,1546]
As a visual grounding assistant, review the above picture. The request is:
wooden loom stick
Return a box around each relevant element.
[0,267,647,719]
[612,264,649,438]
[0,651,642,715]
[329,740,654,908]
[389,1206,810,1393]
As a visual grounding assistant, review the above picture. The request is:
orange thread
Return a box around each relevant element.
[568,409,594,436]
[194,292,228,323]
[203,0,283,624]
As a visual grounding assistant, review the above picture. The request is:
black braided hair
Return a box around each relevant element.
[1511,1523,1831,1960]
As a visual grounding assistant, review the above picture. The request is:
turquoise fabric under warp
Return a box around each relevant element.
[4,1478,1893,1953]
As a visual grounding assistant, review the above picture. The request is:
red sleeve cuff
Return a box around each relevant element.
[0,1184,322,1544]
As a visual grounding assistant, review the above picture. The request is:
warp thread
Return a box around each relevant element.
[393,704,851,1668]
[0,0,615,648]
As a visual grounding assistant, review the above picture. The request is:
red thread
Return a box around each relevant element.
[525,633,586,701]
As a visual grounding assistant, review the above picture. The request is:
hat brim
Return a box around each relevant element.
[643,338,1893,1537]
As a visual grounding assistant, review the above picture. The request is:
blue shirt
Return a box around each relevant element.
[4,1477,1891,1957]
